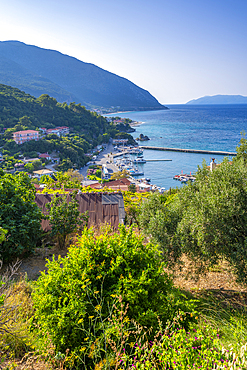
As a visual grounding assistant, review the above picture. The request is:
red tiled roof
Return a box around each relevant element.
[105,178,131,187]
[86,183,102,189]
[86,178,132,192]
[39,153,50,158]
[33,184,44,191]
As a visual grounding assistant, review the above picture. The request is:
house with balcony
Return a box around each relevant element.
[40,126,69,137]
[13,130,39,145]
[56,126,70,135]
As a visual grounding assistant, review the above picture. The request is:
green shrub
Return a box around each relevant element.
[0,171,42,262]
[95,169,101,177]
[32,226,197,367]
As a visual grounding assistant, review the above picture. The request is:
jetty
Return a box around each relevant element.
[140,146,237,156]
[145,159,172,162]
[113,152,127,158]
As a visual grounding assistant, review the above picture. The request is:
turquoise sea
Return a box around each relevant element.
[107,105,247,189]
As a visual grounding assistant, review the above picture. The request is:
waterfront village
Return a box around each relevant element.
[1,124,206,193]
[5,126,158,192]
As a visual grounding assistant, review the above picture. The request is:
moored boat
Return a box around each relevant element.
[173,173,196,182]
[133,158,146,164]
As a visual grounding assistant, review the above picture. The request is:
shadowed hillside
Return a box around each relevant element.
[0,41,165,111]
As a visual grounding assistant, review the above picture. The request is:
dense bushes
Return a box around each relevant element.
[32,226,196,367]
[0,171,42,262]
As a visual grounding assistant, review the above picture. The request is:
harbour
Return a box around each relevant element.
[110,144,232,190]
[106,104,247,189]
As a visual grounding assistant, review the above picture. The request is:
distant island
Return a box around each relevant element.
[186,94,247,105]
[0,40,166,112]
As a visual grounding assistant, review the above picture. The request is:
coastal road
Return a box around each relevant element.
[79,143,119,182]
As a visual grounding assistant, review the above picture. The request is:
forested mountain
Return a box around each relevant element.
[0,41,165,111]
[186,94,247,104]
[0,84,135,170]
[0,84,106,133]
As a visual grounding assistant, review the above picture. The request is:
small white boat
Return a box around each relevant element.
[159,187,166,193]
[180,177,188,183]
[129,168,144,176]
[128,148,144,155]
[133,158,146,164]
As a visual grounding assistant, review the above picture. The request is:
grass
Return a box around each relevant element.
[196,289,247,351]
[1,256,247,369]
[1,282,247,369]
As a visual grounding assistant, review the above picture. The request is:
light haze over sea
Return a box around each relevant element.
[107,105,247,189]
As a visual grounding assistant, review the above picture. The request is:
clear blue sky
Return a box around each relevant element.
[1,0,247,104]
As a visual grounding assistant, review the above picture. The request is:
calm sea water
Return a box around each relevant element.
[107,105,247,189]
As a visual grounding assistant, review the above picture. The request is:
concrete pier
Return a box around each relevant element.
[139,146,237,156]
[145,159,172,162]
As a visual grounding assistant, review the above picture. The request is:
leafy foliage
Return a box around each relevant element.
[32,226,196,366]
[110,169,130,180]
[139,147,247,282]
[236,131,247,164]
[176,157,247,281]
[0,171,42,261]
[45,192,88,249]
[139,191,181,261]
[0,228,7,244]
[41,169,84,190]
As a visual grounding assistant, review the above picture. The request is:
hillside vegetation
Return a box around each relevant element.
[1,132,247,368]
[1,137,247,368]
[0,84,135,170]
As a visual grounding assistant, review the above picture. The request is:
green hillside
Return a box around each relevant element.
[0,84,135,170]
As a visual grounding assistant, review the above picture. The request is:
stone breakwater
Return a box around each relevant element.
[140,146,237,156]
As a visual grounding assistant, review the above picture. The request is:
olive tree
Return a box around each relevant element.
[139,192,181,262]
[139,143,247,283]
[45,192,88,249]
[176,158,247,279]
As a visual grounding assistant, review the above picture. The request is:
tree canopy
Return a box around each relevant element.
[45,192,88,249]
[139,136,247,283]
[176,157,247,281]
[0,171,42,261]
